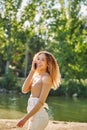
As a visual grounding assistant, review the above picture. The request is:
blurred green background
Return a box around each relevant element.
[0,0,87,122]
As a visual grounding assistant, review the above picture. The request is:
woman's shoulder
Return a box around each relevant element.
[42,72,52,83]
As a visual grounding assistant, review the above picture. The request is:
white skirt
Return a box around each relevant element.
[27,97,49,130]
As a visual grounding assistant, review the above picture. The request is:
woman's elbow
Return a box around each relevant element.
[22,88,30,94]
[22,88,28,94]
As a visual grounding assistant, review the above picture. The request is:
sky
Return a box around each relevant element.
[80,4,87,17]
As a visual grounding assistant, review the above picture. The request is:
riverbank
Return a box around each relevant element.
[0,119,87,130]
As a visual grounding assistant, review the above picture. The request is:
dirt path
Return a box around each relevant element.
[0,119,87,130]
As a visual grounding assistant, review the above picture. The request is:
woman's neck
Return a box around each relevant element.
[36,69,47,76]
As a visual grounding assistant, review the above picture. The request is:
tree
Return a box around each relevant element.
[0,0,87,81]
[41,0,87,81]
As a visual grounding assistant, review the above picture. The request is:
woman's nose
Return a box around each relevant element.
[38,60,42,64]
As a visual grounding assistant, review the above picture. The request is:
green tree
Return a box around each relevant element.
[0,0,87,95]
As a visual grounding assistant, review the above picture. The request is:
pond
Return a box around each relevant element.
[0,93,87,122]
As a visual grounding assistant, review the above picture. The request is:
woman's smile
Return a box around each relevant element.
[36,53,48,71]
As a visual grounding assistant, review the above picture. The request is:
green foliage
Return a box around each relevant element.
[78,84,87,98]
[65,80,80,96]
[0,0,87,96]
[59,79,87,97]
[50,79,87,98]
[0,70,20,91]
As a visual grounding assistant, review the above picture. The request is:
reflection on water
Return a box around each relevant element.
[47,96,87,122]
[0,93,28,119]
[0,94,87,122]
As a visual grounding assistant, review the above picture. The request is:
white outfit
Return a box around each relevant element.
[27,97,49,130]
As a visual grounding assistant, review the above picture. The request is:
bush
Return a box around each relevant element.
[49,79,87,97]
[3,72,17,90]
[0,70,21,92]
[78,85,87,98]
[60,79,87,97]
[66,80,80,96]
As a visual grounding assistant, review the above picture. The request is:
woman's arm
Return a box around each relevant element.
[22,59,37,94]
[22,70,34,93]
[17,75,52,127]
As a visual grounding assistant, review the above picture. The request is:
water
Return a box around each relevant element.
[0,94,87,122]
[47,96,87,122]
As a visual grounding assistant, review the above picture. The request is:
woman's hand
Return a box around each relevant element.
[31,60,37,72]
[17,118,27,128]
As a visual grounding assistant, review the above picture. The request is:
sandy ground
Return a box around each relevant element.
[0,119,87,130]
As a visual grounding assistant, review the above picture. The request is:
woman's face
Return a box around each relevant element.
[36,53,48,71]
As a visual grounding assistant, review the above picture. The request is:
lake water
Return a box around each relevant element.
[0,93,87,122]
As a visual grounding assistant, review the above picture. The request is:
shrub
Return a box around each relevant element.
[0,70,21,92]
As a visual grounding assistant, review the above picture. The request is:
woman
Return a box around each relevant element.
[17,51,61,130]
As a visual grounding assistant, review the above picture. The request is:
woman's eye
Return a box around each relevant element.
[37,58,40,60]
[37,57,46,61]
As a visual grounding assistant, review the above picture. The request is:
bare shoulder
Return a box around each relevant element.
[42,73,52,85]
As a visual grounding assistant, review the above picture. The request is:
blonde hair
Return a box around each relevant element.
[33,51,61,90]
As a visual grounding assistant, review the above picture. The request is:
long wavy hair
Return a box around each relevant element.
[33,51,61,90]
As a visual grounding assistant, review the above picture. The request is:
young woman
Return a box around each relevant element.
[17,51,61,130]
